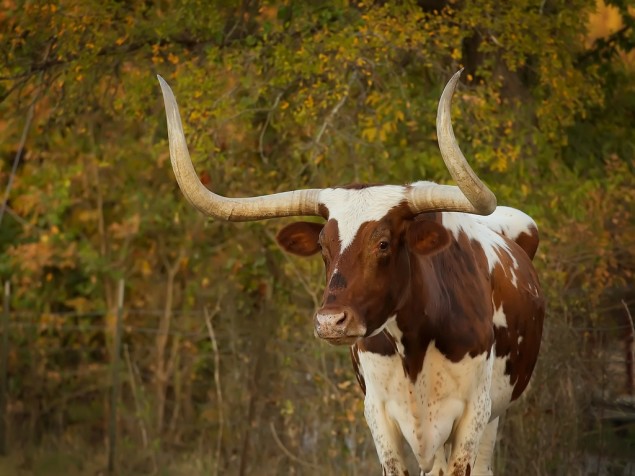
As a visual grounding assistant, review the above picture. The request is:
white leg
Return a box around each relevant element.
[472,417,499,476]
[423,445,448,476]
[364,400,408,475]
[446,395,492,476]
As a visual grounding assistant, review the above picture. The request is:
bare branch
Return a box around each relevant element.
[623,300,635,337]
[205,303,224,476]
[309,73,356,165]
[269,421,320,470]
[0,42,52,228]
[259,92,283,164]
[124,344,158,472]
[264,229,320,309]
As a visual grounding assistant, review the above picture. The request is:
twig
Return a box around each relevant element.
[204,304,224,476]
[263,229,321,309]
[623,299,634,396]
[124,345,149,449]
[0,42,51,228]
[124,344,158,473]
[0,88,37,228]
[309,73,356,166]
[269,421,321,470]
[2,205,30,228]
[259,92,283,164]
[623,299,635,338]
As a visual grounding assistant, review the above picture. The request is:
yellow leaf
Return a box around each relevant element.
[140,260,152,277]
[362,127,377,142]
[65,297,92,313]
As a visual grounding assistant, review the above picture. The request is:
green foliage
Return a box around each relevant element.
[0,0,633,473]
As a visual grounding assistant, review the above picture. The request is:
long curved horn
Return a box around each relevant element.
[158,75,324,221]
[408,70,497,215]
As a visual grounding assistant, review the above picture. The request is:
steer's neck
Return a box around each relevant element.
[385,235,496,381]
[383,251,445,380]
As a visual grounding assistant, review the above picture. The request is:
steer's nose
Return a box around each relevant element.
[315,310,348,331]
[314,307,365,344]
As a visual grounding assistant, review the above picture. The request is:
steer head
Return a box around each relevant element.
[157,70,496,345]
[276,189,452,345]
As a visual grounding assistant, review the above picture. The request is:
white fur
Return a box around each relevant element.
[385,318,405,357]
[473,417,499,476]
[472,206,536,241]
[441,212,517,274]
[369,314,397,338]
[490,356,515,419]
[358,340,495,474]
[318,186,407,250]
[492,303,507,328]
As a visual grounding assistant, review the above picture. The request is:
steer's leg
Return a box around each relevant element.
[423,446,448,476]
[446,362,492,476]
[472,417,498,476]
[445,400,491,475]
[364,399,408,475]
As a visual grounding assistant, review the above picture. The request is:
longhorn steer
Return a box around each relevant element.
[158,71,545,476]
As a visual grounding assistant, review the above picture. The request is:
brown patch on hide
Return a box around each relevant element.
[514,225,539,260]
[491,239,545,400]
[391,217,496,382]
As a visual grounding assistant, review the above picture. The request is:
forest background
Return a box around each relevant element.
[0,0,634,475]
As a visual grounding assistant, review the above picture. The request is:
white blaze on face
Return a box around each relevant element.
[318,186,407,251]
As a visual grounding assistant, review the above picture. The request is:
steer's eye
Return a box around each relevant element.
[378,241,389,251]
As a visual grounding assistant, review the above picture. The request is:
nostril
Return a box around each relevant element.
[314,308,363,341]
[335,312,347,326]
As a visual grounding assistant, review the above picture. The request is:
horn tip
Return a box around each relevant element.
[157,74,165,84]
[157,75,177,108]
[448,68,464,88]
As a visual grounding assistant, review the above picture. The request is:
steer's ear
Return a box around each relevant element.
[276,222,324,257]
[407,219,451,256]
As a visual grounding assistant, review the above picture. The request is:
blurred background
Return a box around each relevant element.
[0,1,633,474]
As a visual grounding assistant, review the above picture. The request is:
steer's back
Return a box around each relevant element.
[472,205,540,260]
